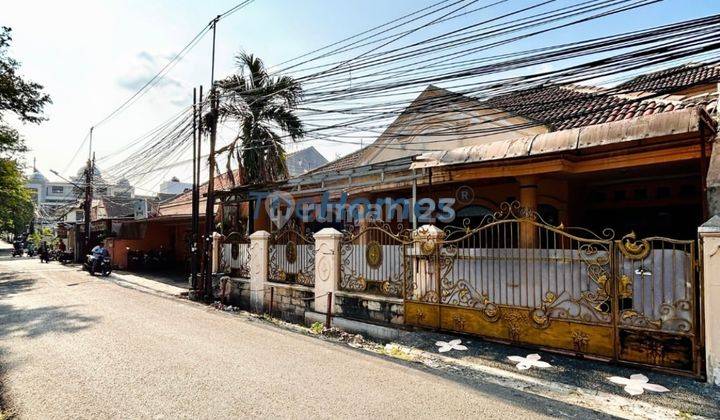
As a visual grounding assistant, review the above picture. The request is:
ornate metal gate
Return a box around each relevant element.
[221,231,251,278]
[403,202,701,375]
[614,234,700,374]
[269,220,315,286]
[339,222,413,298]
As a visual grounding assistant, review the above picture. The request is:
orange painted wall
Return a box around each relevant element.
[105,222,184,269]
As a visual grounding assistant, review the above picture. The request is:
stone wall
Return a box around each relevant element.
[264,284,315,324]
[334,292,404,325]
[220,277,252,308]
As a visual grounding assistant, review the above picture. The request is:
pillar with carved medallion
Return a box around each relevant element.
[249,230,270,313]
[313,228,342,314]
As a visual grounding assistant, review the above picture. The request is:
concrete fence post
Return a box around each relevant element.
[313,228,342,315]
[411,224,445,301]
[699,216,720,386]
[211,232,223,273]
[249,230,270,313]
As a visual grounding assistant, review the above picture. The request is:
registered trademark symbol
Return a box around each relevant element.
[456,185,474,205]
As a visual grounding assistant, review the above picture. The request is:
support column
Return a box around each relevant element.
[699,216,720,386]
[518,175,538,248]
[313,228,342,314]
[411,225,444,301]
[249,230,270,313]
[706,136,720,216]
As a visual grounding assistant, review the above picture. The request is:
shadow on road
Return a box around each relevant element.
[0,272,99,340]
[0,264,101,415]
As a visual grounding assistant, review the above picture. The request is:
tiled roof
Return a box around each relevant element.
[617,63,720,93]
[303,63,720,174]
[286,146,328,176]
[101,197,137,219]
[486,85,700,131]
[304,146,369,175]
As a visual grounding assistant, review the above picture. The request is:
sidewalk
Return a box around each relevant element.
[106,270,188,298]
[386,329,719,418]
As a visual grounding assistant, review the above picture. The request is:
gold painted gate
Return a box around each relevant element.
[403,202,702,375]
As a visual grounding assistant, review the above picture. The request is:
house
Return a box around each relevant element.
[286,146,329,177]
[219,62,719,376]
[256,62,719,240]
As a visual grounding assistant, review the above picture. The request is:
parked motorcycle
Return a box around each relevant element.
[11,246,23,257]
[84,255,112,277]
[57,251,73,264]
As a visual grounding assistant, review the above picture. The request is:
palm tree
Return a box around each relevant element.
[215,52,304,185]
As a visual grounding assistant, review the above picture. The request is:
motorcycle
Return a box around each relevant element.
[57,251,73,264]
[84,254,112,277]
[11,246,23,257]
[39,249,51,263]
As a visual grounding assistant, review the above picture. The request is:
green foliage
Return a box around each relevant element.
[0,27,51,124]
[310,321,324,334]
[0,27,50,235]
[216,52,305,185]
[29,226,55,247]
[0,159,33,234]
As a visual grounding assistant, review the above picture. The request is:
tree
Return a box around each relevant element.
[0,158,33,234]
[215,52,304,185]
[0,26,51,234]
[0,27,51,124]
[29,226,55,247]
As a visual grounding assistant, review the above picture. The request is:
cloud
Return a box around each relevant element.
[116,51,184,93]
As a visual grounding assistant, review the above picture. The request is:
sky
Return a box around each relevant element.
[4,0,720,193]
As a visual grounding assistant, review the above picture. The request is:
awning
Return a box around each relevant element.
[411,108,704,169]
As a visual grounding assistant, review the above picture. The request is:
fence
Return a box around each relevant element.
[220,231,251,278]
[238,201,701,376]
[339,222,412,298]
[268,220,315,287]
[403,202,701,375]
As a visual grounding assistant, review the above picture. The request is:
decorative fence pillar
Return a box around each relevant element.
[700,216,720,386]
[211,232,223,273]
[313,228,342,314]
[249,230,270,313]
[411,224,444,301]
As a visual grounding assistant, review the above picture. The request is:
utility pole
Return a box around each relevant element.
[83,131,94,256]
[202,16,221,300]
[190,88,198,291]
[195,86,204,294]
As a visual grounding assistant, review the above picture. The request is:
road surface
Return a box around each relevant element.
[0,247,609,419]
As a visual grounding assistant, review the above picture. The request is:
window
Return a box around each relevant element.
[75,211,84,221]
[51,186,64,194]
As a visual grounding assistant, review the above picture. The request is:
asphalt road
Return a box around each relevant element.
[0,248,613,419]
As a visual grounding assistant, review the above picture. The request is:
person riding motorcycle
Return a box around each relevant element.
[25,242,36,257]
[12,240,23,257]
[38,241,50,263]
[90,243,110,273]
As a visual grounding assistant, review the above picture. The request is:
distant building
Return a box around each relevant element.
[286,146,328,177]
[159,176,192,195]
[26,162,136,230]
